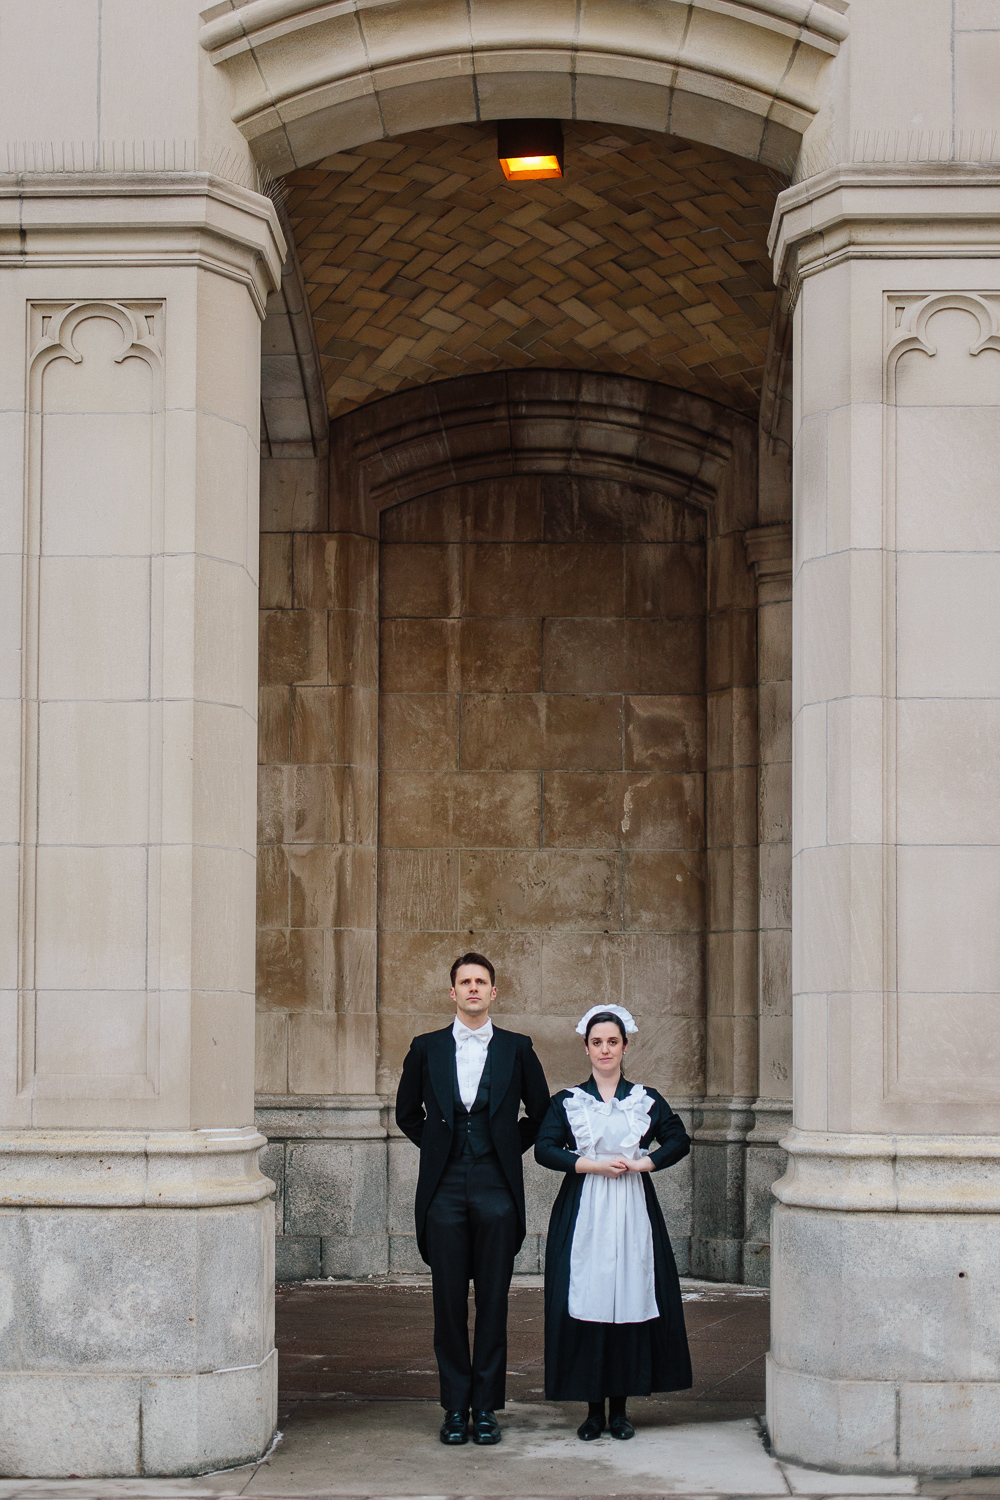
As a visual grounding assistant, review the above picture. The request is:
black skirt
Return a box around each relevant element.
[536,1083,693,1402]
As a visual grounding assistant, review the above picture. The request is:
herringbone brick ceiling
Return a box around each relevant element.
[285,122,780,421]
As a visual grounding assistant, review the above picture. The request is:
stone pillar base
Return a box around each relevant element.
[0,1353,277,1479]
[256,1095,389,1280]
[691,1097,755,1281]
[768,1355,1000,1477]
[0,1128,276,1477]
[743,1100,791,1286]
[769,1132,1000,1474]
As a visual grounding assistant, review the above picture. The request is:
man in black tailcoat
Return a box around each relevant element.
[395,952,550,1447]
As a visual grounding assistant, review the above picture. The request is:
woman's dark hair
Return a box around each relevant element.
[584,1011,628,1045]
[450,951,495,986]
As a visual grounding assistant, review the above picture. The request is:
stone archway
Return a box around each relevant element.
[200,0,846,176]
[249,100,796,1282]
[220,0,808,1441]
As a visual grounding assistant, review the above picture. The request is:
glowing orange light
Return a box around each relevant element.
[497,120,564,182]
[499,153,563,181]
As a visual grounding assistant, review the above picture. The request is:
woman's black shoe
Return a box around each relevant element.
[439,1409,469,1444]
[608,1413,635,1440]
[577,1415,606,1441]
[471,1409,501,1445]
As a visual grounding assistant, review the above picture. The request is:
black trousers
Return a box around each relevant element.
[424,1153,519,1411]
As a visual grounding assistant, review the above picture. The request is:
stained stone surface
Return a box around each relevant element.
[255,372,782,1286]
[375,477,708,1100]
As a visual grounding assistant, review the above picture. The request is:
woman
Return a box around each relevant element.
[534,1004,692,1440]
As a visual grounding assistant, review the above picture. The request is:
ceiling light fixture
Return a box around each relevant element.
[497,119,564,181]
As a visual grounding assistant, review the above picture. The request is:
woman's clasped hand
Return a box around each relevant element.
[576,1153,652,1177]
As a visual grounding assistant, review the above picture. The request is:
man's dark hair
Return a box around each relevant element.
[584,1010,628,1045]
[450,951,495,987]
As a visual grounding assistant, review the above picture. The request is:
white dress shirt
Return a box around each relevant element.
[452,1016,493,1110]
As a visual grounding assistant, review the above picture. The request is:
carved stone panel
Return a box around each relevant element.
[886,291,1000,1104]
[21,300,164,1102]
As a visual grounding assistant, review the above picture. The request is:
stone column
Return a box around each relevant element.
[0,174,282,1477]
[770,166,1000,1473]
[743,522,792,1285]
[692,421,759,1283]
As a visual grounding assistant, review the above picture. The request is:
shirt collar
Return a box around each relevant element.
[453,1016,493,1046]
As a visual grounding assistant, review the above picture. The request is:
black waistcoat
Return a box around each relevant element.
[450,1042,495,1160]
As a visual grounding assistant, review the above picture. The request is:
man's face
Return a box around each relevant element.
[451,964,496,1025]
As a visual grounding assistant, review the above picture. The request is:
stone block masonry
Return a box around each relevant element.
[376,472,709,1100]
[255,369,784,1287]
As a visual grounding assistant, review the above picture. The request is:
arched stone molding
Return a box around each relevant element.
[327,369,738,536]
[259,203,331,529]
[200,0,847,175]
[260,209,328,464]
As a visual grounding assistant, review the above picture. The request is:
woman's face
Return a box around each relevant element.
[585,1021,626,1074]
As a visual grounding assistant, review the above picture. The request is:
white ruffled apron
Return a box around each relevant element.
[564,1085,658,1324]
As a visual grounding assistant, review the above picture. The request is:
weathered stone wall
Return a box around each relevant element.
[377,472,706,1271]
[377,473,707,1096]
[253,369,779,1282]
[255,532,379,1096]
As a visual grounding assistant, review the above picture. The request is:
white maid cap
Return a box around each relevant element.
[575,1003,638,1036]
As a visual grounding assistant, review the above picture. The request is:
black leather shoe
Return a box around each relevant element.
[577,1415,606,1441]
[608,1412,635,1440]
[439,1409,469,1444]
[470,1409,501,1445]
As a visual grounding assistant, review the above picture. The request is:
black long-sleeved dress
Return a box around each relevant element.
[534,1074,692,1402]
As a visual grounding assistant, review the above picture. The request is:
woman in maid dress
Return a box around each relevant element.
[534,1004,692,1441]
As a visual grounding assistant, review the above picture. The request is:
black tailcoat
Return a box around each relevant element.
[395,1023,551,1263]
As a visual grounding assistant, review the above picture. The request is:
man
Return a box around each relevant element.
[395,952,550,1446]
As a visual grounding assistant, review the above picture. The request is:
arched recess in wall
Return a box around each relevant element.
[256,369,759,1104]
[200,0,846,177]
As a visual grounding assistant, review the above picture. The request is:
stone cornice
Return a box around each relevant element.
[0,1126,274,1208]
[692,1097,758,1144]
[771,163,1000,297]
[748,1097,793,1145]
[775,1127,1000,1213]
[0,172,286,318]
[745,522,793,586]
[255,1094,387,1140]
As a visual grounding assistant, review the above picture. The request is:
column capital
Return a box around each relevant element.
[0,171,285,317]
[770,162,1000,299]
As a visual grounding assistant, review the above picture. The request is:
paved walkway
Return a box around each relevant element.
[0,1282,996,1499]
